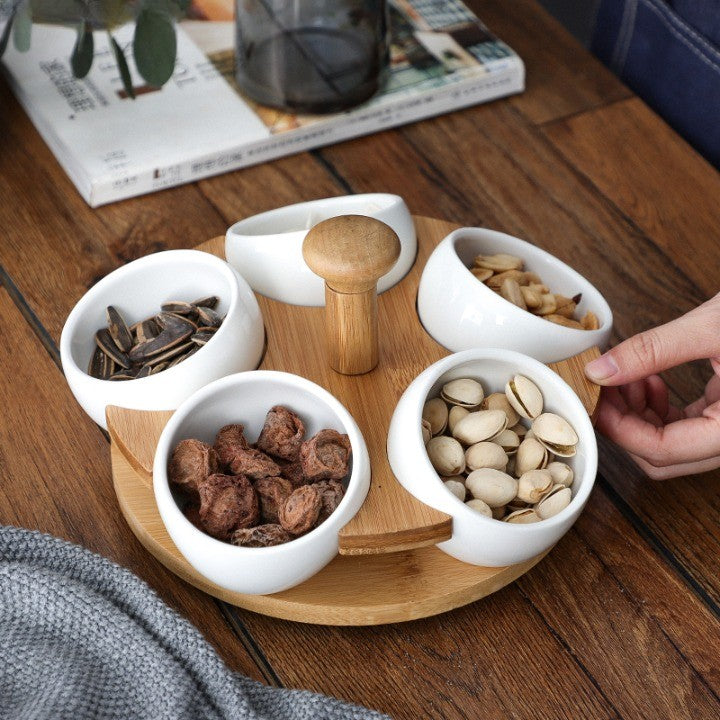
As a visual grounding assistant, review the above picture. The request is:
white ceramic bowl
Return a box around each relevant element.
[387,349,597,567]
[153,371,371,595]
[225,193,416,306]
[60,250,264,430]
[417,227,612,363]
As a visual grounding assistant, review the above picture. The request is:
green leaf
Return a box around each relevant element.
[70,21,93,78]
[12,0,31,52]
[109,33,135,99]
[133,7,175,87]
[0,5,16,57]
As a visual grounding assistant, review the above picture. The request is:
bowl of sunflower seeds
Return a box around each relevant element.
[60,249,264,429]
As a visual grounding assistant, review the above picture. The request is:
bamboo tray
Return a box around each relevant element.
[108,216,600,625]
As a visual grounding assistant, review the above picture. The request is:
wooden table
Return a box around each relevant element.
[2,1,719,717]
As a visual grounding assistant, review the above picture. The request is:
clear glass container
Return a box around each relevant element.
[235,0,389,114]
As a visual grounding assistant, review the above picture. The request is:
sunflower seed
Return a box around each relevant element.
[96,329,131,368]
[191,328,217,346]
[195,305,222,327]
[144,341,194,366]
[191,295,218,309]
[106,306,133,353]
[135,364,152,379]
[136,319,159,344]
[161,300,196,315]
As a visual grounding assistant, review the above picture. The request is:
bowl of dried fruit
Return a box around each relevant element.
[60,249,264,430]
[153,370,371,595]
[417,227,613,363]
[388,348,597,567]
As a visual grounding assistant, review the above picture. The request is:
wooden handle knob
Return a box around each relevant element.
[303,215,401,375]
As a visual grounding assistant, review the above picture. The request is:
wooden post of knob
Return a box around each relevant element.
[303,215,401,375]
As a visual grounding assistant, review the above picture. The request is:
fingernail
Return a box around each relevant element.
[585,353,619,382]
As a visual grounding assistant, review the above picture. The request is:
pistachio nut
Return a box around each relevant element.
[471,267,493,282]
[546,461,574,487]
[505,375,544,420]
[505,455,516,477]
[465,441,509,472]
[465,468,518,508]
[517,469,553,503]
[483,392,520,427]
[441,377,485,408]
[505,508,541,524]
[492,428,520,455]
[581,311,600,330]
[535,485,572,519]
[452,410,507,446]
[515,437,548,476]
[448,405,470,434]
[531,413,579,457]
[546,314,584,330]
[511,423,528,438]
[422,397,448,436]
[491,505,506,520]
[500,278,527,310]
[465,498,492,517]
[421,418,432,445]
[474,253,523,272]
[443,479,467,502]
[426,436,466,476]
[520,285,542,309]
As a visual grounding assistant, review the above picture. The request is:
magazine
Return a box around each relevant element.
[0,0,524,206]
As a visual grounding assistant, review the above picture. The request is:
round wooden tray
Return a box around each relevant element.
[108,216,599,625]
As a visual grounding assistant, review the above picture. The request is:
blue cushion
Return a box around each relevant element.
[592,0,720,168]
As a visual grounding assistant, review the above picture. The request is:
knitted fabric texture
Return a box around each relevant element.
[0,526,389,720]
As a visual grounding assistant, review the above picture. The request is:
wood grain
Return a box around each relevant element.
[0,289,263,680]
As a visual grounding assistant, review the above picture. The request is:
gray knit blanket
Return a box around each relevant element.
[0,526,389,720]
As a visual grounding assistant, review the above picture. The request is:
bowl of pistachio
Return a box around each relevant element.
[60,249,264,429]
[387,348,597,567]
[417,227,613,363]
[153,370,371,595]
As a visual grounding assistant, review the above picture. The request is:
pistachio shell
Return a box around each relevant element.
[505,375,543,420]
[536,485,572,519]
[483,392,520,427]
[511,423,528,438]
[426,436,465,476]
[546,461,574,487]
[505,508,541,524]
[515,438,549,476]
[517,469,553,503]
[465,468,518,508]
[443,479,467,502]
[448,405,469,434]
[452,410,507,446]
[492,428,520,454]
[422,397,448,436]
[532,413,579,457]
[465,498,492,517]
[491,505,506,520]
[441,378,484,408]
[421,418,432,445]
[505,455,516,477]
[465,442,508,472]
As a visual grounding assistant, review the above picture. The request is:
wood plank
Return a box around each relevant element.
[468,0,631,125]
[541,98,720,607]
[234,484,720,719]
[0,288,264,680]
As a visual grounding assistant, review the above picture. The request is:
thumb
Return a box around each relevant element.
[585,295,720,386]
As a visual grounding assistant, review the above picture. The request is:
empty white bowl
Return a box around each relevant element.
[387,348,597,567]
[225,193,416,306]
[417,227,612,363]
[153,370,371,595]
[60,250,264,430]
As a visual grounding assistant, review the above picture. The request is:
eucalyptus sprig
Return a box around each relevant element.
[0,0,190,98]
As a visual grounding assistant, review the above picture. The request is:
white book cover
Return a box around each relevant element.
[1,0,524,206]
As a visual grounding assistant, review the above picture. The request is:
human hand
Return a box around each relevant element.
[584,294,720,479]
